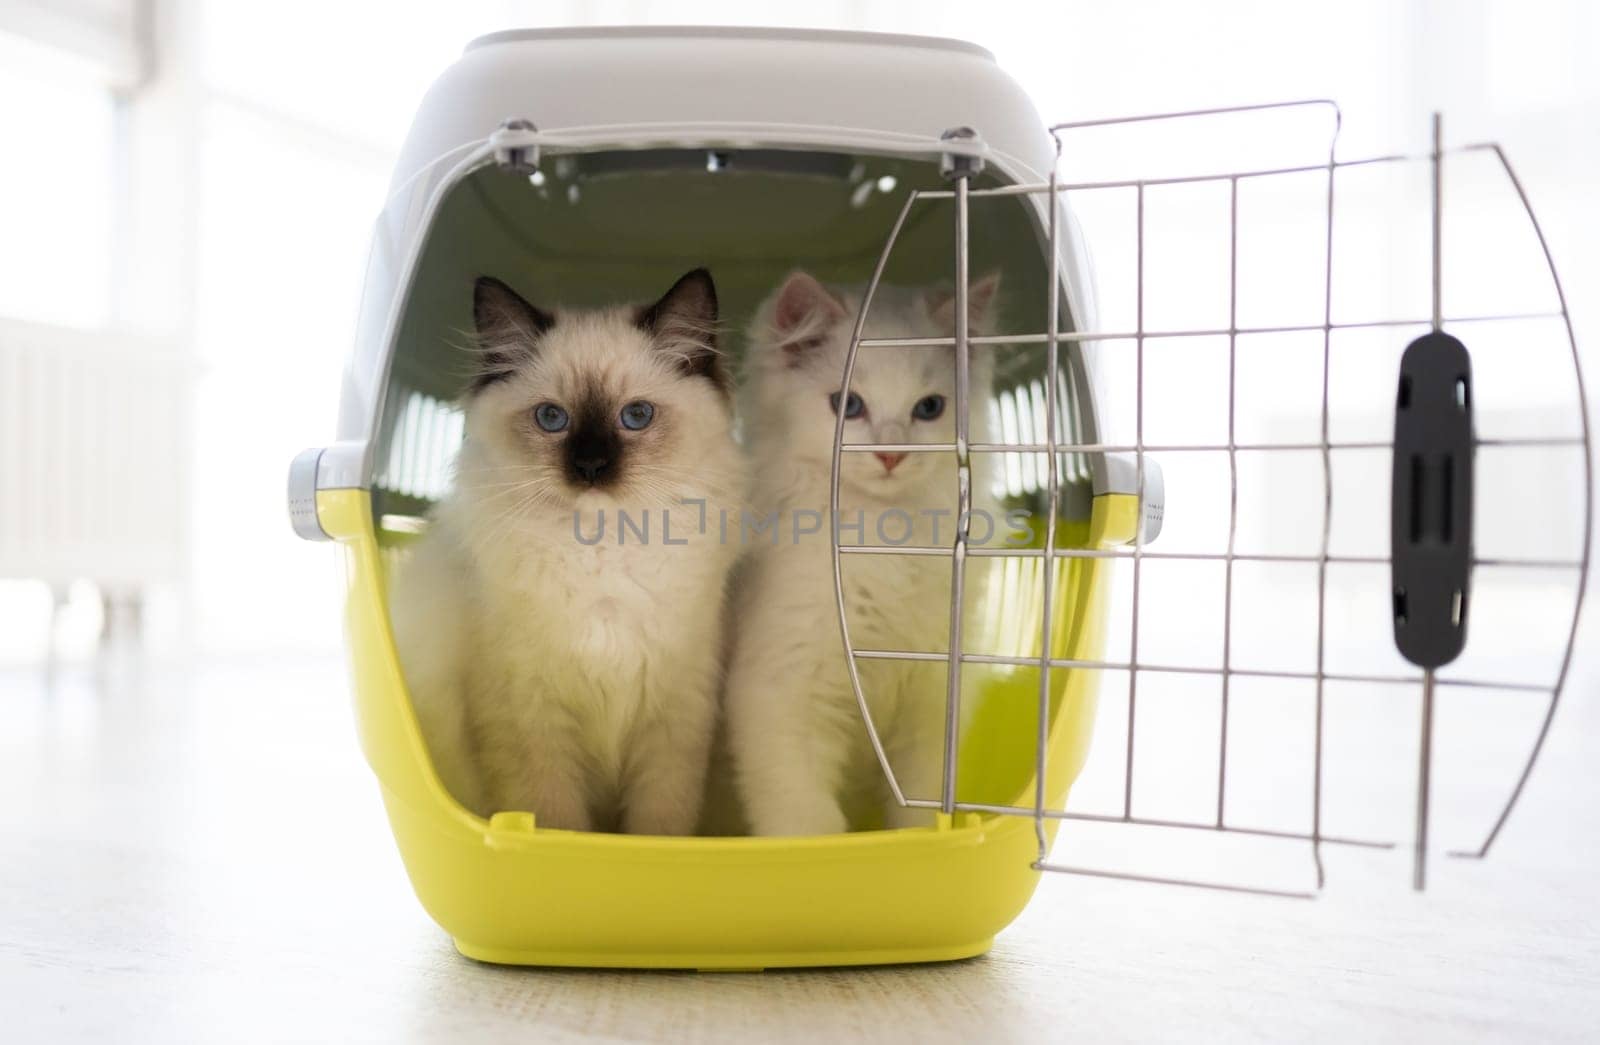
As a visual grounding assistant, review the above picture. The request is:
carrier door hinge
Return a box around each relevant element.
[939,126,986,181]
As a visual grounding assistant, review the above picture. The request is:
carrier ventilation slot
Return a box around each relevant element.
[990,370,1090,499]
[375,387,463,526]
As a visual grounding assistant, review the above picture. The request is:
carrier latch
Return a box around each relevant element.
[1390,331,1475,668]
[1093,452,1165,546]
[491,118,542,174]
[288,447,330,541]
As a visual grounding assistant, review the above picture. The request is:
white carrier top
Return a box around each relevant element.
[391,27,1055,193]
[320,26,1093,493]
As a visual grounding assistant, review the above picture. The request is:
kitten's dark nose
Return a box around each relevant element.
[564,408,622,487]
[573,455,611,483]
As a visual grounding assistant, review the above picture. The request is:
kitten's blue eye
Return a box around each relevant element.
[829,391,866,419]
[911,394,946,421]
[619,400,655,430]
[533,403,568,432]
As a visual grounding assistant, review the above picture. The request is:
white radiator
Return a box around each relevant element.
[0,318,189,592]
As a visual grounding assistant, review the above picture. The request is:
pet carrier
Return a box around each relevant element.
[289,27,1590,967]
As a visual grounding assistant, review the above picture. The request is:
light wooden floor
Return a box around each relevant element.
[2,653,1596,1043]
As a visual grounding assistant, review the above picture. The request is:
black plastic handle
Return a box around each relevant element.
[1391,331,1474,669]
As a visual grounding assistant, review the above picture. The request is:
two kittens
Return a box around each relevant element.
[389,266,997,836]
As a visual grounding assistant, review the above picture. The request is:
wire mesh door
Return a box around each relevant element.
[830,100,1591,897]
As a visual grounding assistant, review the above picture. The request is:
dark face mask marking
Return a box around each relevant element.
[562,391,623,488]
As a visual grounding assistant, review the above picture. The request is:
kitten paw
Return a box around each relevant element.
[748,801,849,837]
[621,803,702,837]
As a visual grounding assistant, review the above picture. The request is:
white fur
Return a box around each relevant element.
[726,272,1000,835]
[389,289,744,834]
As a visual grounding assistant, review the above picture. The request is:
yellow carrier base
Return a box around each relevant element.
[320,488,1132,969]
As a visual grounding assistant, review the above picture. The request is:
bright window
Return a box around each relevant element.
[0,33,116,326]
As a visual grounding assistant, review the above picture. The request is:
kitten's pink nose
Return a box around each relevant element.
[874,451,907,474]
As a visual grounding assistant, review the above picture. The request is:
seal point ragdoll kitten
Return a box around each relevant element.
[726,270,1000,836]
[389,268,744,834]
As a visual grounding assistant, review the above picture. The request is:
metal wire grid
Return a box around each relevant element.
[828,100,1593,897]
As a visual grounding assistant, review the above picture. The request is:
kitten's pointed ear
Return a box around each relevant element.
[930,272,1003,331]
[470,277,554,393]
[769,270,847,365]
[474,276,553,340]
[774,271,847,333]
[637,268,727,392]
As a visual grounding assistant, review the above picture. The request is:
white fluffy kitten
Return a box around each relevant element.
[726,270,1000,836]
[389,269,744,834]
